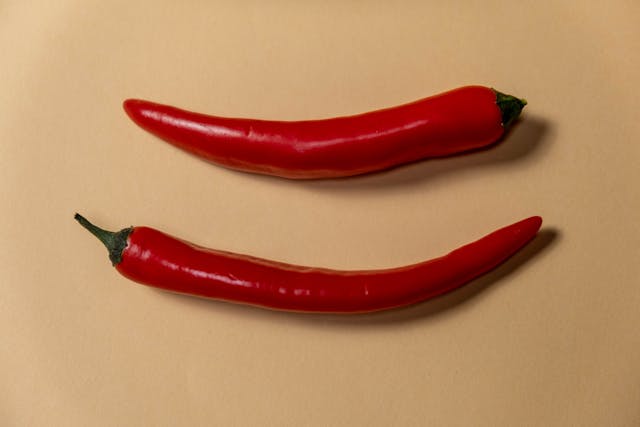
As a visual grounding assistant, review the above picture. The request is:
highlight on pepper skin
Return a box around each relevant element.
[123,86,527,179]
[75,214,542,313]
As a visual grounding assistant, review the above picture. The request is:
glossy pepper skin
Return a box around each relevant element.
[123,86,526,179]
[75,214,541,313]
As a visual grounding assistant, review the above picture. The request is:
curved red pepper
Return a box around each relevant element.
[75,214,541,313]
[123,86,526,179]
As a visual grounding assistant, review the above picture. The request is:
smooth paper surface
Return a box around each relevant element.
[1,2,639,426]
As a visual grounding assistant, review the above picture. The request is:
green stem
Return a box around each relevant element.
[74,213,132,265]
[493,89,527,130]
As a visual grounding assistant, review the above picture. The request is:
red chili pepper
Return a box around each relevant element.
[75,214,541,313]
[123,86,526,179]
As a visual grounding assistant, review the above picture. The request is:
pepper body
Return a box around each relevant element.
[123,86,524,179]
[101,216,542,313]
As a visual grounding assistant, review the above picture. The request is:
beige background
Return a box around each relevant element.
[2,1,639,426]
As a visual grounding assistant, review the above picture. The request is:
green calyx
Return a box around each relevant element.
[74,213,132,265]
[493,89,527,129]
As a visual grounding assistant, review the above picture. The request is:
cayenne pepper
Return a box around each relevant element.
[123,86,526,179]
[75,214,541,313]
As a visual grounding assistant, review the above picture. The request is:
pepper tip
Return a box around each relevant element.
[522,216,543,235]
[122,98,137,114]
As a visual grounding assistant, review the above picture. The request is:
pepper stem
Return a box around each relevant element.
[493,89,527,130]
[74,213,132,265]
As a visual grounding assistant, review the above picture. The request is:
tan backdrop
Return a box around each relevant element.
[2,1,639,426]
